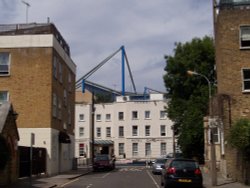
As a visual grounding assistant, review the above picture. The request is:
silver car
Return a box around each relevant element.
[152,158,168,174]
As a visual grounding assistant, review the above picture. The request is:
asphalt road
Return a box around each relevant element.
[62,166,161,188]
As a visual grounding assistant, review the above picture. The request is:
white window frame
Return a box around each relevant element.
[132,143,138,157]
[0,52,10,76]
[118,143,124,155]
[0,91,9,104]
[96,127,101,137]
[106,127,111,137]
[145,125,150,136]
[118,112,124,120]
[96,114,101,121]
[119,126,124,137]
[160,110,167,119]
[240,25,250,49]
[145,110,150,119]
[79,127,84,137]
[132,111,138,119]
[79,114,85,121]
[208,127,220,144]
[106,114,111,121]
[145,143,151,156]
[242,68,250,92]
[160,125,166,136]
[132,125,138,136]
[79,143,85,157]
[161,142,167,156]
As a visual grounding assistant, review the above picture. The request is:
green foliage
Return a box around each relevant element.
[163,36,215,161]
[95,93,113,103]
[228,119,250,151]
[0,135,10,170]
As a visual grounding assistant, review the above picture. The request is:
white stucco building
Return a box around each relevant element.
[75,91,174,161]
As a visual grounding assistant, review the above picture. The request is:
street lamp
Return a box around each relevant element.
[187,70,217,186]
[21,0,30,23]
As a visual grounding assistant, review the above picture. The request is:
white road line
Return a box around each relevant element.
[86,183,93,188]
[59,178,79,187]
[146,170,160,188]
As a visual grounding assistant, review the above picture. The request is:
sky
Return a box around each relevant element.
[0,0,213,93]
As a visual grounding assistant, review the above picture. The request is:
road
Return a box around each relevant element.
[62,166,161,188]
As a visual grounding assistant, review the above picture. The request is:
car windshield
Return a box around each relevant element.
[171,160,198,169]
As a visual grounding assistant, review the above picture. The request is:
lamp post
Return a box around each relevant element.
[187,70,217,186]
[21,0,30,23]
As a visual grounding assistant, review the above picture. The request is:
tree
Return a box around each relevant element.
[163,36,215,161]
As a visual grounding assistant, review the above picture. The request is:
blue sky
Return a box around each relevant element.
[0,0,213,93]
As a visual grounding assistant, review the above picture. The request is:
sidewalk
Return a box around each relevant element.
[2,166,92,188]
[202,167,250,188]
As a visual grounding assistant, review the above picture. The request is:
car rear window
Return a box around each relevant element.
[171,160,198,169]
[96,155,109,160]
[156,158,167,163]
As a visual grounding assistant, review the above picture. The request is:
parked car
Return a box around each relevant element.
[93,154,115,171]
[166,152,183,159]
[152,158,168,174]
[161,158,203,188]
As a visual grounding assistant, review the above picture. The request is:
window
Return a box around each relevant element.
[161,142,167,156]
[79,127,84,137]
[118,112,124,120]
[106,127,111,137]
[58,98,62,120]
[209,127,220,144]
[52,93,57,117]
[132,143,138,156]
[79,114,84,121]
[119,126,124,137]
[160,110,167,119]
[0,91,8,104]
[53,56,57,79]
[145,111,150,119]
[59,61,63,83]
[145,143,151,156]
[132,125,138,136]
[160,125,166,136]
[242,69,250,91]
[240,26,250,48]
[119,143,124,155]
[96,127,101,137]
[63,89,67,106]
[68,107,71,126]
[145,125,150,136]
[96,114,101,121]
[68,73,72,92]
[79,143,85,157]
[106,114,111,121]
[132,111,138,119]
[0,52,10,75]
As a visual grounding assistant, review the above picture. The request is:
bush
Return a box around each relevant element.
[228,119,250,152]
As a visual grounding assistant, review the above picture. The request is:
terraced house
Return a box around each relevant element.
[0,23,76,175]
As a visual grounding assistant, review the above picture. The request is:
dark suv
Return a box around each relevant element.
[161,158,203,188]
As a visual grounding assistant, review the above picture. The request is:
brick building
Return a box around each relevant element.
[0,23,76,175]
[213,0,250,183]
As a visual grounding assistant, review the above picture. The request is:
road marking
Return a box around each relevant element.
[93,172,111,179]
[59,178,79,187]
[146,170,160,188]
[86,183,93,188]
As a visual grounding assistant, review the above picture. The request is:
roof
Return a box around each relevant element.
[220,0,250,6]
[0,102,19,140]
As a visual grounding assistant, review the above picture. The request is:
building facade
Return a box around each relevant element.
[0,23,76,175]
[213,0,250,182]
[75,91,174,162]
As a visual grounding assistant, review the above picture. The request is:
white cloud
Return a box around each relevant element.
[0,0,213,92]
